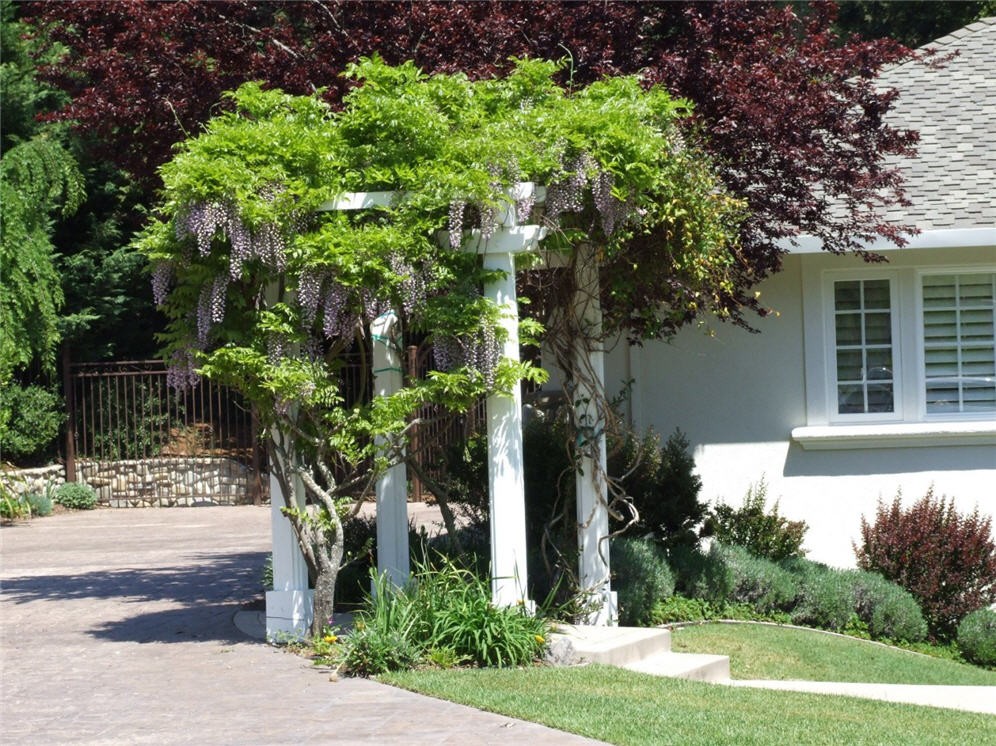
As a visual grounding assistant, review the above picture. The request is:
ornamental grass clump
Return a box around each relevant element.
[337,558,550,676]
[854,488,996,639]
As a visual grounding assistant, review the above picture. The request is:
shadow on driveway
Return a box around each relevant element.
[2,550,267,644]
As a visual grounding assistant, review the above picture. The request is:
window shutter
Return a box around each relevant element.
[922,273,996,413]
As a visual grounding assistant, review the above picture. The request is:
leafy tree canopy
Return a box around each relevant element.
[31,0,920,328]
[831,0,996,48]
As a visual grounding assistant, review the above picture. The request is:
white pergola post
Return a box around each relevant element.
[573,250,616,625]
[458,183,546,607]
[371,310,410,588]
[265,434,313,639]
[482,250,530,606]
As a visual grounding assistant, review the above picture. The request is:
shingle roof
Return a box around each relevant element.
[876,17,996,230]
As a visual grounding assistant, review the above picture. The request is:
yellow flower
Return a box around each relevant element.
[534,635,545,644]
[323,635,338,644]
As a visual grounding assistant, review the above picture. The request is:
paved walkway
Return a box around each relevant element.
[725,678,996,715]
[0,506,603,745]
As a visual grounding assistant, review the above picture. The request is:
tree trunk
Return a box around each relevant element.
[312,563,338,637]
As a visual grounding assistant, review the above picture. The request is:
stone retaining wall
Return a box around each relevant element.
[0,464,66,497]
[2,458,259,507]
[78,457,255,507]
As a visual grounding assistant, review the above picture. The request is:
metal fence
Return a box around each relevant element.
[66,360,265,505]
[65,345,529,505]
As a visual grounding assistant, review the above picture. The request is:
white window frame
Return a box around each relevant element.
[915,267,996,422]
[822,270,904,424]
[795,260,996,449]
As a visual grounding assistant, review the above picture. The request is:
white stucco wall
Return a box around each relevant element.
[613,249,996,567]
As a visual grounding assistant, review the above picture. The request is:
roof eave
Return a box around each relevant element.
[780,226,996,254]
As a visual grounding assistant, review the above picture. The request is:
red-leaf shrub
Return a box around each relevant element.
[854,488,996,640]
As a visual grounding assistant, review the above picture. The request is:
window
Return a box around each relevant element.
[797,259,996,449]
[832,279,895,415]
[921,272,996,414]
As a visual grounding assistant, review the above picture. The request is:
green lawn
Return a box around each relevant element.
[382,665,996,746]
[669,622,996,685]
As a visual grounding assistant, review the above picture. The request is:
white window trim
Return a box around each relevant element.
[797,261,996,450]
[822,270,904,424]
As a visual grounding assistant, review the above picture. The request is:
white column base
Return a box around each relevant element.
[265,589,314,640]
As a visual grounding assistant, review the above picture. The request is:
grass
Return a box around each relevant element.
[382,665,996,746]
[669,622,996,685]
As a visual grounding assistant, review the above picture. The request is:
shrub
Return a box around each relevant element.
[610,537,675,626]
[651,594,791,625]
[54,482,98,510]
[711,477,808,561]
[957,608,996,667]
[854,487,996,639]
[653,595,709,624]
[713,543,798,614]
[844,569,927,642]
[669,543,733,603]
[338,624,421,676]
[608,428,708,552]
[790,565,854,631]
[0,383,64,465]
[25,490,53,517]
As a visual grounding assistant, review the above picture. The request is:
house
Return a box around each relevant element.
[606,18,996,567]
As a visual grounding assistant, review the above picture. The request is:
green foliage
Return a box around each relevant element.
[670,543,797,614]
[669,543,733,603]
[609,428,707,551]
[0,480,30,520]
[0,383,64,465]
[261,554,273,592]
[337,560,549,675]
[652,595,791,625]
[789,563,857,632]
[54,481,97,510]
[26,489,54,517]
[957,608,996,667]
[844,569,927,642]
[712,543,798,615]
[0,135,83,380]
[81,380,175,461]
[610,537,675,626]
[667,545,926,642]
[339,623,421,677]
[710,477,808,561]
[140,57,739,625]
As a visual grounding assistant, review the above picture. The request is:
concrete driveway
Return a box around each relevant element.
[0,506,601,745]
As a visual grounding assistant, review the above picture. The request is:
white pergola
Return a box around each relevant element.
[265,185,616,637]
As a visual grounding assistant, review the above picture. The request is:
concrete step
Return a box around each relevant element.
[625,651,731,683]
[551,624,672,667]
